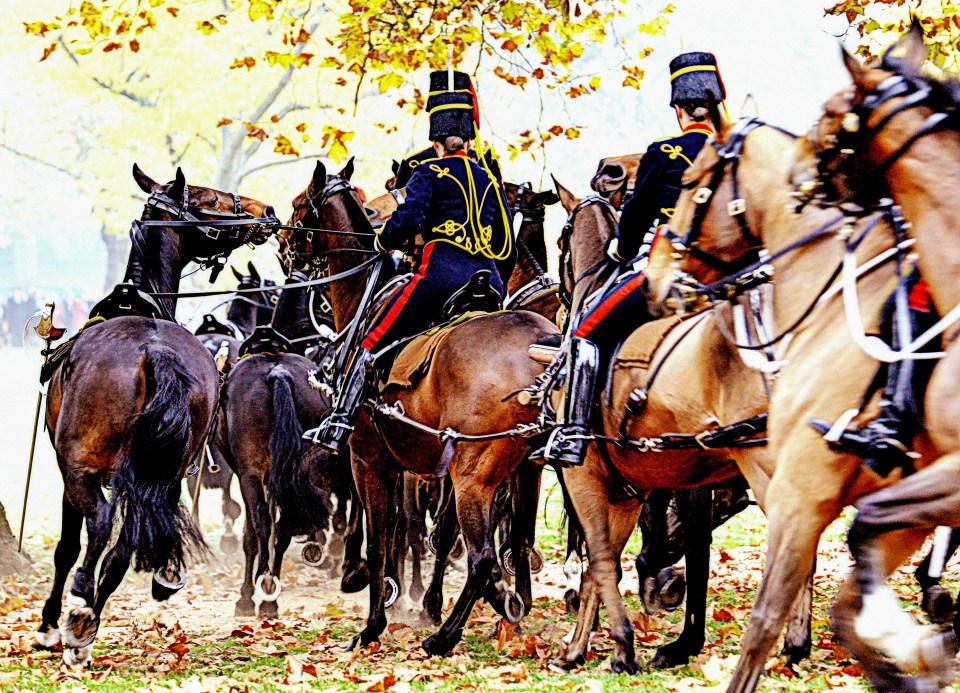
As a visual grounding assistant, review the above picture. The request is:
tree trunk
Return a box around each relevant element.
[0,501,31,577]
[101,225,129,292]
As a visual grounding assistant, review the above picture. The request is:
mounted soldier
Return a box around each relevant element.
[304,70,514,454]
[533,51,728,467]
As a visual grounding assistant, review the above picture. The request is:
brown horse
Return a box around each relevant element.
[789,25,960,689]
[655,115,955,691]
[549,182,810,671]
[36,166,275,666]
[282,161,559,654]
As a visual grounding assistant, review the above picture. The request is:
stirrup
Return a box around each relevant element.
[810,416,918,477]
[530,426,592,468]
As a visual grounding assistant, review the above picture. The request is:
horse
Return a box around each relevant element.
[188,262,277,556]
[282,160,558,655]
[219,271,345,619]
[788,24,960,688]
[589,153,643,211]
[651,112,954,692]
[36,165,276,666]
[548,181,809,672]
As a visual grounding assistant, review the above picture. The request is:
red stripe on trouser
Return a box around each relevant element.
[573,272,646,339]
[909,277,933,313]
[361,243,436,350]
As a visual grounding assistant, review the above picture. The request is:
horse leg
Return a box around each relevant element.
[725,465,841,693]
[259,516,293,619]
[650,487,711,668]
[422,487,459,626]
[386,476,408,611]
[348,454,395,649]
[235,474,266,617]
[405,475,426,603]
[636,489,674,615]
[915,527,960,624]
[62,473,112,667]
[422,453,499,657]
[780,558,815,666]
[507,460,542,621]
[561,480,586,615]
[832,527,944,692]
[92,536,134,618]
[563,455,643,674]
[554,566,601,669]
[341,480,369,593]
[220,466,241,555]
[36,494,83,649]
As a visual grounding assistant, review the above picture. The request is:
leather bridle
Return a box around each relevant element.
[557,196,620,309]
[806,73,956,207]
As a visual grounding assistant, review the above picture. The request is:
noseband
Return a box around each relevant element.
[284,177,366,269]
[808,74,956,206]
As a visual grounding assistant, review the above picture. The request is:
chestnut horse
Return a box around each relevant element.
[790,25,960,689]
[655,116,951,692]
[549,183,810,671]
[282,161,559,655]
[36,166,275,666]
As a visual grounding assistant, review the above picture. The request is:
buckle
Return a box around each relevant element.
[727,198,746,216]
[694,430,713,450]
[205,226,223,240]
[692,187,712,204]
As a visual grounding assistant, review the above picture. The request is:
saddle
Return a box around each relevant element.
[613,311,705,371]
[195,313,236,337]
[239,325,293,358]
[386,312,485,390]
[39,316,106,384]
[434,270,502,327]
[88,283,164,321]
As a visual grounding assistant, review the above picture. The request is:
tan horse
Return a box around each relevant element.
[655,116,954,692]
[789,25,960,690]
[549,183,815,670]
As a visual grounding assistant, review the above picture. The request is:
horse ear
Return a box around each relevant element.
[132,163,157,193]
[339,156,355,181]
[310,160,327,195]
[840,42,868,86]
[881,18,927,76]
[552,175,580,214]
[739,93,760,118]
[231,266,244,281]
[169,167,187,201]
[391,159,400,175]
[533,190,560,207]
[247,261,261,282]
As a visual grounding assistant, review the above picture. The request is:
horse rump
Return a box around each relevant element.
[111,342,206,574]
[266,363,331,531]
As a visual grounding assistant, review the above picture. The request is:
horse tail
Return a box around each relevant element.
[112,342,206,573]
[266,363,330,529]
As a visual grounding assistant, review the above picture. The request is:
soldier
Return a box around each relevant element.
[304,71,514,454]
[533,51,727,467]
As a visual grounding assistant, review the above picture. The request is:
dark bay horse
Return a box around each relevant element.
[657,117,948,692]
[549,182,802,672]
[37,165,275,666]
[282,161,559,655]
[220,272,343,619]
[189,263,277,555]
[789,25,960,689]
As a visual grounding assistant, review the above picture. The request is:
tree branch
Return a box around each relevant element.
[240,152,325,178]
[0,143,81,179]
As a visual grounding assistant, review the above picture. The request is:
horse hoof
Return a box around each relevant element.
[504,593,525,624]
[650,649,688,670]
[235,599,256,618]
[919,630,958,686]
[63,596,98,649]
[341,562,370,593]
[254,574,282,602]
[611,658,641,675]
[62,644,93,668]
[34,625,61,650]
[656,566,686,612]
[422,634,452,657]
[301,541,325,567]
[383,577,400,609]
[548,656,584,673]
[450,537,465,561]
[258,600,279,620]
[921,586,955,625]
[343,634,361,651]
[152,568,187,601]
[501,548,516,577]
[219,533,240,556]
[529,548,544,575]
[778,642,812,667]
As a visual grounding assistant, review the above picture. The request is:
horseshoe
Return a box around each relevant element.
[383,577,400,608]
[254,574,282,602]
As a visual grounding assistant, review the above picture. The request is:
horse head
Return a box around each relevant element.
[788,20,959,208]
[589,153,643,211]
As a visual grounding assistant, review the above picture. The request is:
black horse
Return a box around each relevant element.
[36,165,275,665]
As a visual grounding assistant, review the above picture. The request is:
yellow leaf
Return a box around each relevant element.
[24,21,61,37]
[565,127,580,139]
[273,134,300,157]
[197,20,218,35]
[377,72,404,93]
[589,75,601,90]
[216,118,234,127]
[248,0,274,22]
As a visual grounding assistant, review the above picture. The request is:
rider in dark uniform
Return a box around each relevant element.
[305,71,514,454]
[533,52,727,467]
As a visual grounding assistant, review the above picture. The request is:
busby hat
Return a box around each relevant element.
[669,52,726,106]
[428,91,476,141]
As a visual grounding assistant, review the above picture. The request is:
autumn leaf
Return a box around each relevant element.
[564,127,580,139]
[197,20,218,34]
[501,38,519,52]
[129,39,140,52]
[377,72,404,93]
[102,42,122,52]
[245,123,268,141]
[248,0,275,22]
[39,42,57,62]
[216,118,234,127]
[23,21,61,37]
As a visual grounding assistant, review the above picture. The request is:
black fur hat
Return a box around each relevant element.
[669,52,726,106]
[428,91,475,141]
[426,70,474,111]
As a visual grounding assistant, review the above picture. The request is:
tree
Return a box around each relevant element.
[0,503,31,578]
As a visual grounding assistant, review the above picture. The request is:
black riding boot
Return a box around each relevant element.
[303,349,374,454]
[530,337,599,468]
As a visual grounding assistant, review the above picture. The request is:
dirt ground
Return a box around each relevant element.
[1,345,957,692]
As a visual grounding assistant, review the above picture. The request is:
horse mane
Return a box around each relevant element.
[517,220,548,276]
